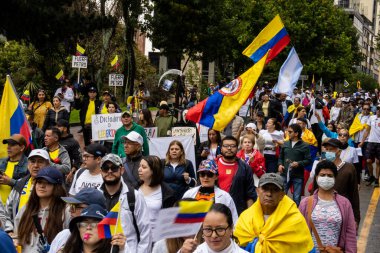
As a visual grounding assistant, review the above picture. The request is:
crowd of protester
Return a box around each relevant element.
[0,77,379,253]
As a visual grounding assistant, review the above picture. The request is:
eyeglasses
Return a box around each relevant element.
[199,171,215,178]
[69,204,87,213]
[222,144,237,149]
[82,154,95,160]
[363,108,370,111]
[338,133,348,137]
[77,222,99,229]
[101,165,120,172]
[202,226,229,237]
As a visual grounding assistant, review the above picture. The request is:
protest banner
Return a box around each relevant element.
[148,136,196,172]
[171,127,197,145]
[144,127,158,138]
[91,113,122,141]
[197,123,209,143]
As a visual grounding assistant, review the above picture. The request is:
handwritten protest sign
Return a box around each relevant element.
[171,127,197,145]
[144,127,158,138]
[72,56,88,68]
[91,113,122,141]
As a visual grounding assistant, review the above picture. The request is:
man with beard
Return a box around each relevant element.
[69,143,106,195]
[99,154,151,253]
[216,136,256,215]
[121,131,143,189]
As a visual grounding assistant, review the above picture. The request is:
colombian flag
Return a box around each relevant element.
[243,15,290,64]
[186,53,267,131]
[0,76,32,158]
[175,200,213,223]
[111,55,119,69]
[97,201,123,239]
[55,70,64,81]
[76,43,85,56]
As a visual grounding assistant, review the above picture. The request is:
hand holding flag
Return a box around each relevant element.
[97,201,123,239]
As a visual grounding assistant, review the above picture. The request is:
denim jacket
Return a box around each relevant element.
[0,155,28,187]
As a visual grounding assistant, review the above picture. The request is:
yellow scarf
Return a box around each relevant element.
[349,113,370,137]
[302,129,318,147]
[18,178,33,212]
[287,104,299,113]
[235,196,315,253]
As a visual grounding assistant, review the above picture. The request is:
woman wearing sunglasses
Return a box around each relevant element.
[61,204,129,253]
[182,160,238,224]
[179,203,247,253]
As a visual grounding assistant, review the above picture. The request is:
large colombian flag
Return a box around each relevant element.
[174,200,213,223]
[186,53,267,131]
[242,14,290,64]
[97,201,123,239]
[0,76,32,158]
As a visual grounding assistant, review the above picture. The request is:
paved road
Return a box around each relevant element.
[70,125,380,251]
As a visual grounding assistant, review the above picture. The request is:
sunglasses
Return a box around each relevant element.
[199,171,215,178]
[338,133,348,137]
[101,165,119,172]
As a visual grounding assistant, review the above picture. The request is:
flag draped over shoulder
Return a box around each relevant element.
[349,113,369,137]
[273,47,303,96]
[76,43,85,56]
[242,15,290,64]
[175,200,213,223]
[97,201,123,239]
[0,76,32,158]
[186,54,267,131]
[234,196,315,253]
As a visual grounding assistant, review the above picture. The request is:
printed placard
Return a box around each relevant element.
[72,56,88,68]
[109,74,124,87]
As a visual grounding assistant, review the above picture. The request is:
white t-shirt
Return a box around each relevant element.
[69,169,103,195]
[54,87,74,112]
[367,115,380,143]
[139,186,162,231]
[354,114,370,142]
[259,130,284,155]
[340,146,359,164]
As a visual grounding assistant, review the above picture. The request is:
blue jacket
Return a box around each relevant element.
[318,122,355,147]
[0,155,28,187]
[0,228,17,253]
[163,159,196,201]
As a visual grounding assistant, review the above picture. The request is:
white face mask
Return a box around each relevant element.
[317,176,335,191]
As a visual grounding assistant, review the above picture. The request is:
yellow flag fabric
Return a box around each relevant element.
[349,114,369,137]
[302,129,318,147]
[55,70,64,80]
[234,195,315,252]
[76,43,85,54]
[111,55,119,66]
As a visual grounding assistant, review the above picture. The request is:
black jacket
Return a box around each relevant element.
[59,134,82,169]
[42,106,69,131]
[122,153,143,189]
[278,140,312,179]
[161,182,176,208]
[74,97,102,125]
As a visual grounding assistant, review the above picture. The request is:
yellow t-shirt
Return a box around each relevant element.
[101,104,108,114]
[85,100,96,124]
[50,149,59,161]
[0,161,18,204]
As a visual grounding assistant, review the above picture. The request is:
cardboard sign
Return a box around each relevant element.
[109,74,124,87]
[171,127,197,145]
[72,56,88,68]
[144,127,158,138]
[91,113,122,141]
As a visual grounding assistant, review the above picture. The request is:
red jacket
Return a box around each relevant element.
[236,149,266,177]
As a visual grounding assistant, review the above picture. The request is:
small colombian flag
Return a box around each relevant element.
[97,201,123,239]
[111,55,119,69]
[55,70,64,81]
[76,43,85,56]
[174,200,213,223]
[21,90,30,101]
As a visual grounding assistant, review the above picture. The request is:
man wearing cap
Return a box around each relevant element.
[43,127,71,176]
[74,86,102,145]
[154,104,177,137]
[69,143,107,195]
[0,134,28,205]
[99,154,151,252]
[120,131,144,189]
[112,110,149,157]
[133,82,150,110]
[235,173,315,252]
[57,119,82,183]
[49,188,107,253]
[360,104,380,187]
[336,97,354,127]
[2,149,50,233]
[322,138,360,226]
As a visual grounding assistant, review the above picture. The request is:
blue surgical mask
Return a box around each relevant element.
[325,151,336,161]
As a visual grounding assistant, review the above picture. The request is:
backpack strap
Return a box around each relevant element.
[307,196,323,249]
[126,183,140,242]
[73,168,86,189]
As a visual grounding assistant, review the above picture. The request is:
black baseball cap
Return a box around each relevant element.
[56,119,69,128]
[322,138,342,149]
[84,143,107,158]
[35,166,64,184]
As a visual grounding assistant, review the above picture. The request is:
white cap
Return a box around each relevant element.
[245,123,257,130]
[122,131,144,146]
[28,149,50,161]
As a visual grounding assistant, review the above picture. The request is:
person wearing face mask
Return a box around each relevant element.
[299,160,357,253]
[321,138,360,227]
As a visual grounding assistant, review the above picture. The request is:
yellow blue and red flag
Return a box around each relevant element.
[97,201,123,239]
[174,200,213,223]
[186,53,267,131]
[76,43,85,56]
[111,55,119,69]
[21,90,30,101]
[242,15,290,64]
[0,76,32,158]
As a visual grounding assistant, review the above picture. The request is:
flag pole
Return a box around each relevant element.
[110,202,122,253]
[193,222,203,240]
[77,67,81,85]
